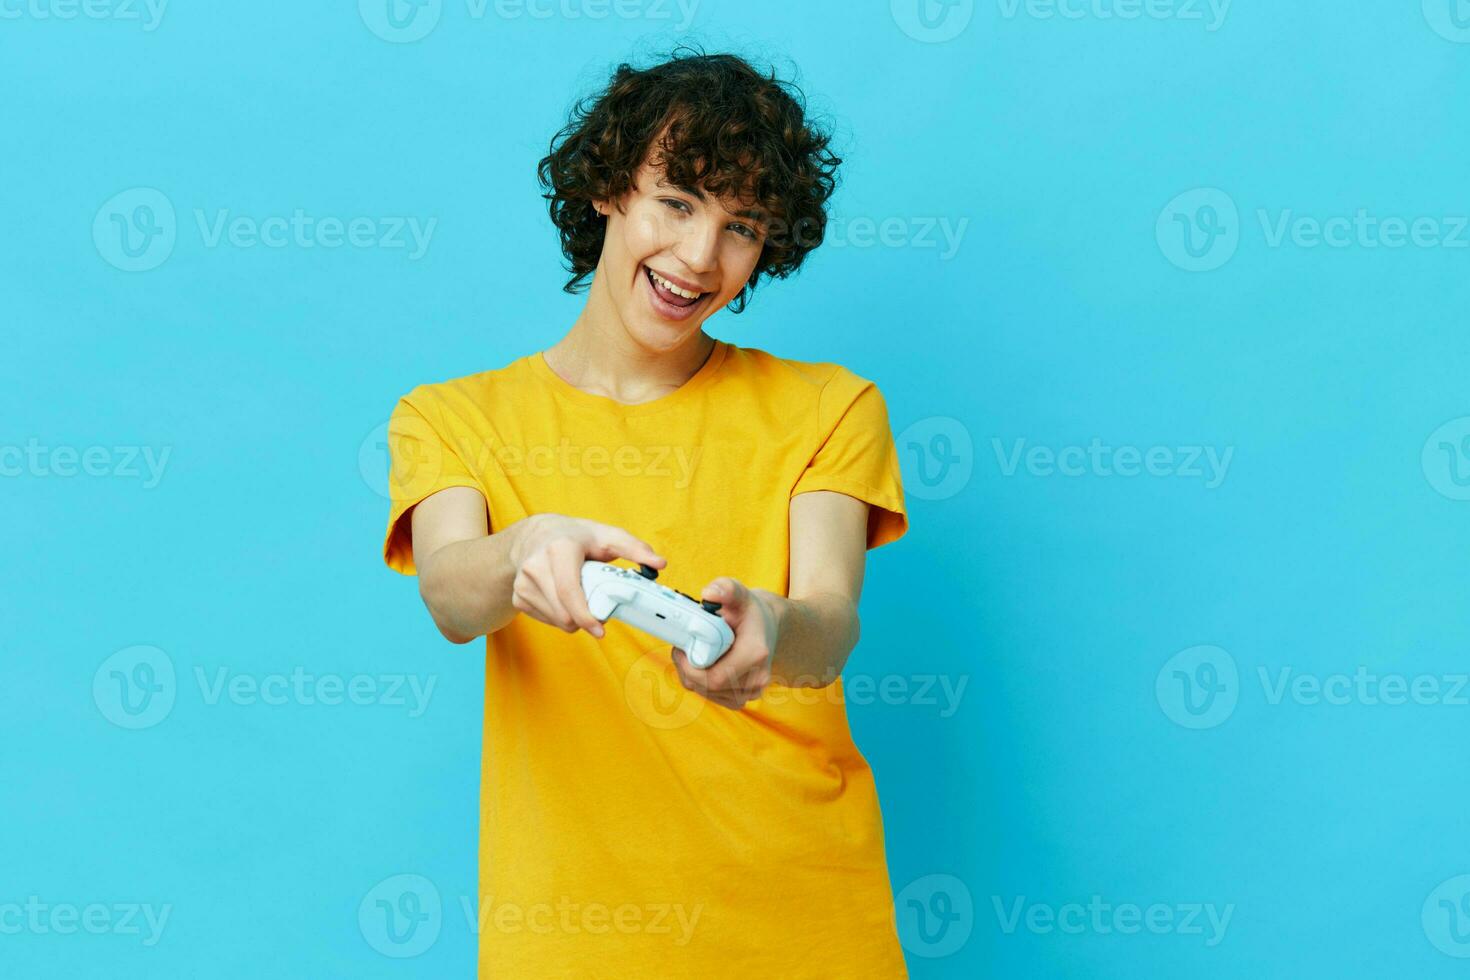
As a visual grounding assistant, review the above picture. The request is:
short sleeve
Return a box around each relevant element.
[381,390,485,576]
[791,369,909,550]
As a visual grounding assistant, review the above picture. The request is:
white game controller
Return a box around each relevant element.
[580,560,735,668]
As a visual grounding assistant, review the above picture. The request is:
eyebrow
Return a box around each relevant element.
[663,180,768,226]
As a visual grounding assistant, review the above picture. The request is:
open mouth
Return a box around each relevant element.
[642,264,709,319]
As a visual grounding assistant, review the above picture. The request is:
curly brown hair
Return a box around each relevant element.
[536,44,843,314]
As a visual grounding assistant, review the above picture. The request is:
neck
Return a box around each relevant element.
[544,279,716,404]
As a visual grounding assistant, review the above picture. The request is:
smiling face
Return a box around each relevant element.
[591,154,769,352]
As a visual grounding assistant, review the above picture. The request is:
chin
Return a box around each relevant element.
[624,309,708,352]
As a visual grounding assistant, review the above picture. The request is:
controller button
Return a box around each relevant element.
[636,564,659,580]
[701,599,722,614]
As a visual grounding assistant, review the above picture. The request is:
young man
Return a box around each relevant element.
[382,48,910,977]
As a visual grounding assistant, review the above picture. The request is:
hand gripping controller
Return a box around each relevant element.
[580,561,735,668]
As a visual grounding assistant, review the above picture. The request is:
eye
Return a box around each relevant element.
[660,198,761,241]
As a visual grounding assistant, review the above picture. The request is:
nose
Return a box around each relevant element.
[673,212,721,277]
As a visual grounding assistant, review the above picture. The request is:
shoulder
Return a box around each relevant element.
[721,342,880,404]
[721,344,890,434]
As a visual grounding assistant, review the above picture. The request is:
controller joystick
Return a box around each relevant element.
[636,563,659,580]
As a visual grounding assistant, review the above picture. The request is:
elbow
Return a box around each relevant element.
[417,564,478,645]
[432,610,476,644]
[822,606,861,687]
[428,603,479,645]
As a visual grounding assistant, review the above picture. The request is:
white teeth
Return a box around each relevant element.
[648,268,702,300]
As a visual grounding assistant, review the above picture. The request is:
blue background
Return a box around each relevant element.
[4,1,1470,976]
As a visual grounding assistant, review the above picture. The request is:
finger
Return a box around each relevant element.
[727,665,770,695]
[671,648,712,696]
[700,577,747,612]
[551,545,604,637]
[730,650,773,685]
[523,563,577,632]
[593,528,666,571]
[682,672,741,708]
[701,664,737,693]
[511,575,559,630]
[705,687,761,710]
[671,652,760,709]
[674,649,758,703]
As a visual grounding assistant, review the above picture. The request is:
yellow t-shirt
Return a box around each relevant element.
[382,338,910,978]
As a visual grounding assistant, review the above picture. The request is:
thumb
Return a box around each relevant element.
[701,577,745,608]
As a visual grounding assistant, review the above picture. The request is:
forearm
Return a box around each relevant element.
[417,516,538,643]
[756,589,859,688]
